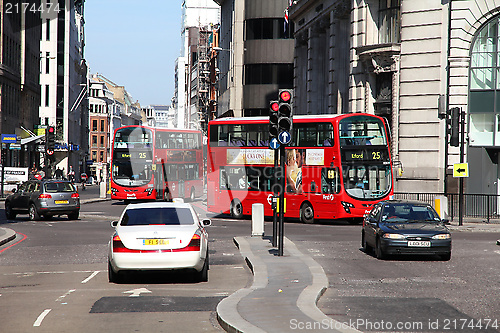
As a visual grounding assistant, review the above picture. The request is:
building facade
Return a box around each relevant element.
[172,0,220,130]
[39,0,87,177]
[0,0,41,168]
[287,0,500,197]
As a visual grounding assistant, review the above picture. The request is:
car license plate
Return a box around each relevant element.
[408,241,431,247]
[55,200,69,204]
[143,239,169,246]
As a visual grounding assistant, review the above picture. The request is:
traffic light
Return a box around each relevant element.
[46,126,56,155]
[449,107,460,147]
[269,100,279,140]
[278,89,293,133]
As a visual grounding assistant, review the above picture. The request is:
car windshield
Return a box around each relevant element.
[380,204,441,223]
[44,182,76,193]
[120,207,195,226]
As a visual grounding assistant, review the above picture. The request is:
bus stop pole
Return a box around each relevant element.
[278,145,285,256]
[459,109,465,226]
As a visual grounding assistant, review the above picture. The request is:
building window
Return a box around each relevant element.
[92,150,97,161]
[100,135,105,147]
[46,19,50,41]
[45,85,49,107]
[45,52,50,74]
[100,120,105,131]
[246,18,288,40]
[92,135,97,148]
[92,119,98,131]
[469,17,500,146]
[245,64,293,86]
[378,0,401,44]
[100,151,104,162]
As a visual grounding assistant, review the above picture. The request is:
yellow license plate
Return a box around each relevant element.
[143,239,169,246]
[55,200,69,204]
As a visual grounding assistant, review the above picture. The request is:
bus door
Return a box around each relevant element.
[153,163,163,200]
[178,165,185,198]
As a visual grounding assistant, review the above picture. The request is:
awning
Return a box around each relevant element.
[21,135,45,145]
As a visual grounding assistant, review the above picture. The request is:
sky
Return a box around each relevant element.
[84,0,182,106]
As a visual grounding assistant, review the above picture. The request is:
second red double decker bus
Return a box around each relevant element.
[110,125,203,203]
[207,113,393,223]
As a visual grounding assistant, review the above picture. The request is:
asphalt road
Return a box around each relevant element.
[0,198,251,333]
[1,194,500,333]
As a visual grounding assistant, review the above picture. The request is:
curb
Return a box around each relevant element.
[216,236,266,333]
[0,228,16,246]
[284,238,362,333]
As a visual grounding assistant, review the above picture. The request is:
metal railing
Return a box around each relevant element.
[393,192,500,223]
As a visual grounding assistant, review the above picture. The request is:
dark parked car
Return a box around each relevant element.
[361,200,451,260]
[5,180,80,221]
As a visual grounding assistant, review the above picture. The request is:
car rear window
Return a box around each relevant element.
[121,207,195,226]
[44,182,76,193]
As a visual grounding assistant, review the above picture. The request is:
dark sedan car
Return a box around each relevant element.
[362,200,451,260]
[5,179,80,221]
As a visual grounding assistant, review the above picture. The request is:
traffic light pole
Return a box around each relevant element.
[278,144,285,256]
[272,150,278,247]
[459,109,465,226]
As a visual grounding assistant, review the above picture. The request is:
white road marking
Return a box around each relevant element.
[33,309,51,327]
[56,289,75,302]
[494,250,500,255]
[81,271,99,284]
[123,288,152,297]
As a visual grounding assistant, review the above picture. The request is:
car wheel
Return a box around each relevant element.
[362,232,373,253]
[440,252,451,261]
[29,204,41,221]
[68,211,79,220]
[5,202,16,220]
[230,199,243,219]
[375,238,386,260]
[300,202,314,224]
[108,261,121,283]
[196,253,209,282]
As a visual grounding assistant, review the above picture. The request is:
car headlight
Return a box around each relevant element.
[382,233,405,239]
[432,234,451,240]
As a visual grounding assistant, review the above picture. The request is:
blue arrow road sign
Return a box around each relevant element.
[278,131,291,145]
[269,137,280,150]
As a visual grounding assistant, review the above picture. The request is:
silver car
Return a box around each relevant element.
[5,180,80,220]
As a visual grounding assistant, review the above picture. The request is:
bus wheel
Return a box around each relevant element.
[230,199,243,219]
[300,202,314,224]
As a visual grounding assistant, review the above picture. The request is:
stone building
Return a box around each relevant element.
[289,0,500,197]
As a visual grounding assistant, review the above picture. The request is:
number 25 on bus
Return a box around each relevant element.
[206,113,393,224]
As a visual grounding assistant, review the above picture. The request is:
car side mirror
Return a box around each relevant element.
[11,188,16,193]
[368,217,378,224]
[111,220,118,228]
[441,219,450,225]
[202,219,211,226]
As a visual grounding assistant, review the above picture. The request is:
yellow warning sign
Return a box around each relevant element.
[453,163,468,178]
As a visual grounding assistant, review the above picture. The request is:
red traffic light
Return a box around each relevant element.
[279,90,291,103]
[271,102,279,112]
[48,126,55,133]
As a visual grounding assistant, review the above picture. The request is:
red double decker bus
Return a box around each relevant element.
[207,113,393,223]
[110,125,203,203]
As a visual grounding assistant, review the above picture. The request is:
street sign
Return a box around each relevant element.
[278,131,291,145]
[1,134,17,143]
[269,137,280,150]
[453,163,468,177]
[9,143,21,150]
